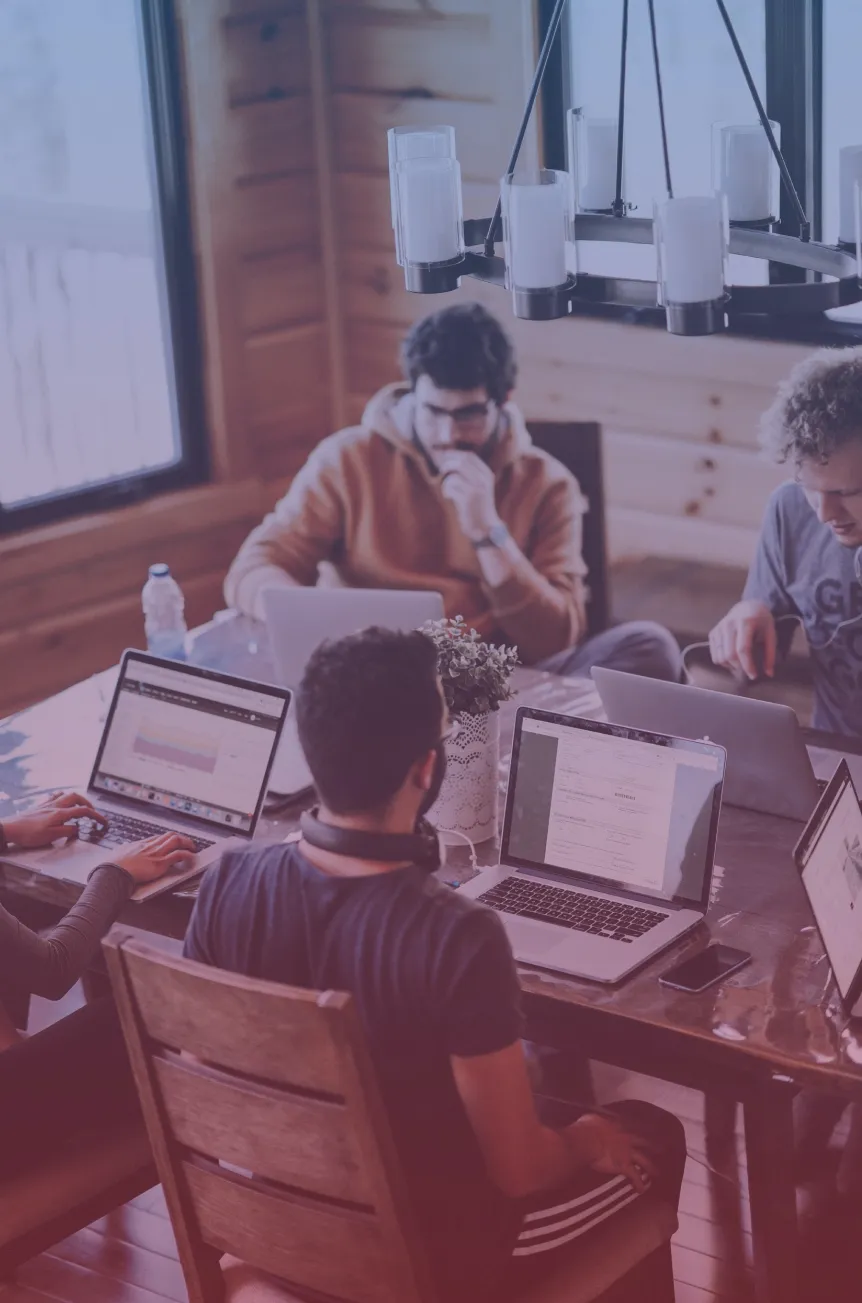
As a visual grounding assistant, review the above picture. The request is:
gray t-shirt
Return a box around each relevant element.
[744,481,862,735]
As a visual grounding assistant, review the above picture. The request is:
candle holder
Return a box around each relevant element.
[839,147,862,250]
[392,154,466,293]
[501,170,575,320]
[655,196,729,336]
[713,121,780,227]
[567,109,622,216]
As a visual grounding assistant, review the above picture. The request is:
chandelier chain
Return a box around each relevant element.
[482,0,568,258]
[646,0,673,199]
[613,0,630,218]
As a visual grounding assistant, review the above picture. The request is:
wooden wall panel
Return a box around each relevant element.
[223,12,310,106]
[328,11,493,99]
[228,98,316,181]
[239,250,326,334]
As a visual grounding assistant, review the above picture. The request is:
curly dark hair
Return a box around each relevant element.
[296,627,443,815]
[760,346,862,464]
[400,303,517,406]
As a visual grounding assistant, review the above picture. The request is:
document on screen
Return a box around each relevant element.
[543,728,676,892]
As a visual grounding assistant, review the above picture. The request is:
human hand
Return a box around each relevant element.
[109,833,197,884]
[1,792,107,849]
[437,451,501,543]
[565,1113,657,1193]
[709,600,777,679]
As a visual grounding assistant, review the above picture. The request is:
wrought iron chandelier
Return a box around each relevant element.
[386,0,862,336]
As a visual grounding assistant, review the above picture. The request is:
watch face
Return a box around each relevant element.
[489,523,509,546]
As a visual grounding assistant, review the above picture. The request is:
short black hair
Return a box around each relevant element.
[296,627,443,815]
[400,303,517,406]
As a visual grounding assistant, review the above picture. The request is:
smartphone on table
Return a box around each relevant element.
[659,944,751,993]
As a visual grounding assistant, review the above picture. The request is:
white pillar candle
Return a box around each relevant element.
[656,196,726,303]
[569,113,620,212]
[714,123,778,222]
[839,146,862,244]
[395,157,464,264]
[388,127,455,227]
[503,172,568,290]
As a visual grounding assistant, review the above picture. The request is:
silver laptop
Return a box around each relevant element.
[262,587,445,690]
[794,760,862,1017]
[458,707,725,984]
[593,666,822,822]
[5,650,290,900]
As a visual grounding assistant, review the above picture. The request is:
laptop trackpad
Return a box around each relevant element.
[505,917,573,963]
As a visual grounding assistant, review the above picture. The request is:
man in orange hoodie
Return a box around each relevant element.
[225,303,679,680]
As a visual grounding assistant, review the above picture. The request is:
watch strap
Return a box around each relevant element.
[471,523,510,550]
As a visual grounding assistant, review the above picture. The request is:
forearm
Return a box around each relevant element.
[224,554,301,620]
[480,541,585,664]
[0,865,133,1001]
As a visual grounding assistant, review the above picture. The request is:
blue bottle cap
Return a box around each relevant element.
[149,563,170,578]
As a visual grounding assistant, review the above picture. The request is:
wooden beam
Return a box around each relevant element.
[307,0,348,428]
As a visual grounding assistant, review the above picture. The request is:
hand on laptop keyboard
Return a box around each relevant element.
[78,810,214,855]
[104,833,198,885]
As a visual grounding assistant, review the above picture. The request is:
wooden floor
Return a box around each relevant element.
[3,1056,858,1303]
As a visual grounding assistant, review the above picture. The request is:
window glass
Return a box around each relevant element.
[822,0,862,323]
[0,0,181,510]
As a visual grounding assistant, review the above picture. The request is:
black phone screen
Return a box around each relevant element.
[659,944,751,992]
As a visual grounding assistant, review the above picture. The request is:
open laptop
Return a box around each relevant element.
[4,650,290,900]
[794,760,862,1017]
[262,587,445,690]
[593,667,822,822]
[458,707,725,983]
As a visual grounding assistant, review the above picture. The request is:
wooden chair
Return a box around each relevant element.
[104,927,678,1303]
[527,422,610,639]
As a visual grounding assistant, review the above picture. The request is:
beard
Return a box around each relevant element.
[418,740,447,822]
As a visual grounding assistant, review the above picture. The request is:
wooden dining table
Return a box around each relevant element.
[3,611,862,1303]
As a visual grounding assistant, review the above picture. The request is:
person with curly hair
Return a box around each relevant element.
[710,346,862,735]
[225,302,680,682]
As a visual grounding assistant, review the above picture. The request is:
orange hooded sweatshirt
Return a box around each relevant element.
[224,384,588,665]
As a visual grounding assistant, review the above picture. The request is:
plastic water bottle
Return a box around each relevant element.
[142,563,188,661]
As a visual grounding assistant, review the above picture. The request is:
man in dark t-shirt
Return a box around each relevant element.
[185,628,685,1302]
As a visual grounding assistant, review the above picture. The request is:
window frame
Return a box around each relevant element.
[0,0,209,537]
[539,0,862,346]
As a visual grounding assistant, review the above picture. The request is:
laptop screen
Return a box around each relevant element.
[795,761,862,1004]
[502,710,724,909]
[90,654,290,835]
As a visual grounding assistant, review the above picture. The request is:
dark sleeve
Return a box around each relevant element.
[183,860,220,967]
[0,864,133,1001]
[184,851,244,969]
[742,489,796,618]
[437,908,525,1058]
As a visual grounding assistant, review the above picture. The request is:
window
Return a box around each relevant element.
[822,0,862,324]
[0,0,205,533]
[541,0,862,343]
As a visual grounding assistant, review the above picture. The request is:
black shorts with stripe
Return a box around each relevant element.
[502,1099,686,1296]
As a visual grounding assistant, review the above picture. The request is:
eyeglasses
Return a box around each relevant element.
[420,399,494,427]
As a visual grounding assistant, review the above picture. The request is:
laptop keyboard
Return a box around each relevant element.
[477,877,668,944]
[80,811,214,855]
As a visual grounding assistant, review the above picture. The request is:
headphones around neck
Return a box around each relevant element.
[299,807,441,872]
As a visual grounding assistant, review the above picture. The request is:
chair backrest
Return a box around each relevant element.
[527,421,609,638]
[103,928,436,1303]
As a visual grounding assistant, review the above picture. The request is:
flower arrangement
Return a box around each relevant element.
[421,615,519,718]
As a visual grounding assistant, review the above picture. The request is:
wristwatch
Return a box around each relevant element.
[471,522,510,550]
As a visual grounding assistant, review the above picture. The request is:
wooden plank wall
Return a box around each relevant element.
[0,0,330,717]
[318,0,811,568]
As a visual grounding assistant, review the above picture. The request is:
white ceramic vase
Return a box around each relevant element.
[430,709,500,845]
